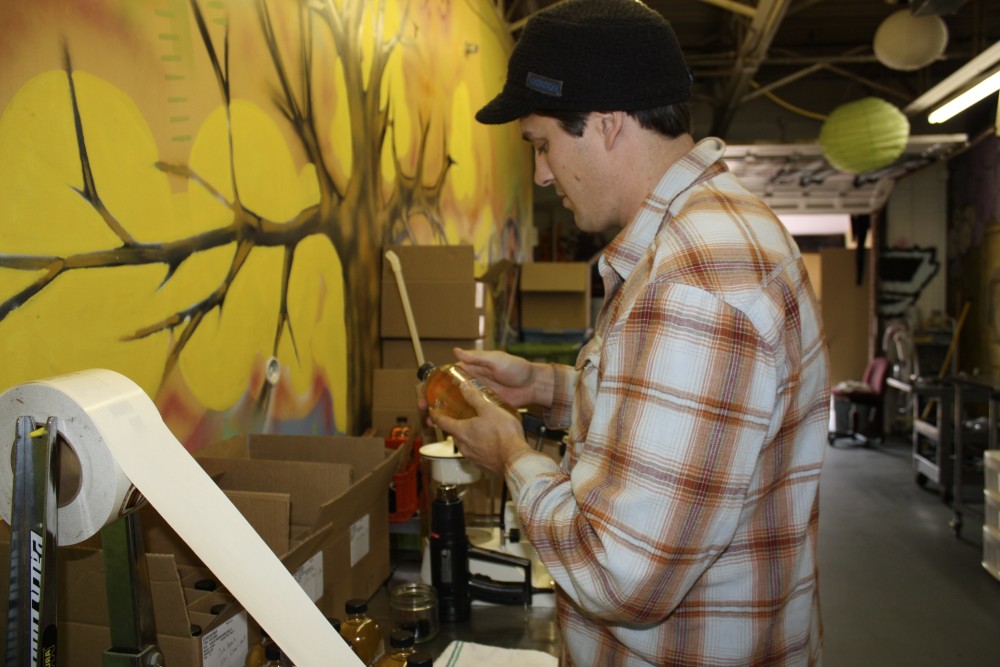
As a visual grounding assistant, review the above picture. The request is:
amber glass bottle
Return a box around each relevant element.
[340,599,385,666]
[375,630,416,666]
[417,362,520,420]
[245,629,271,667]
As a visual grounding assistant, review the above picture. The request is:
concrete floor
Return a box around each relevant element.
[380,434,1000,665]
[820,435,1000,666]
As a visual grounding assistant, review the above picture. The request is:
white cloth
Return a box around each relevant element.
[436,641,557,667]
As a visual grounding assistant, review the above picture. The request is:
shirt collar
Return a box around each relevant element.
[600,137,728,283]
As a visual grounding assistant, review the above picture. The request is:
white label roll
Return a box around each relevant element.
[0,369,360,666]
[0,369,145,544]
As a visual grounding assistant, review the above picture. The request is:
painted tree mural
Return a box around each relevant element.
[0,0,531,444]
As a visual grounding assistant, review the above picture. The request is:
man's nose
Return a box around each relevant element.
[534,154,554,187]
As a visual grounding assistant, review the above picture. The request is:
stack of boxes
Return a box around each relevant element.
[374,244,510,534]
[373,244,488,438]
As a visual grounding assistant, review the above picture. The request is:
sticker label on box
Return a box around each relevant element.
[294,551,324,602]
[350,514,371,566]
[201,611,248,667]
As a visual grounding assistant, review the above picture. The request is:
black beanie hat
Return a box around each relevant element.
[476,0,692,125]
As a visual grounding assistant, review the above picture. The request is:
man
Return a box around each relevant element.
[430,1,830,664]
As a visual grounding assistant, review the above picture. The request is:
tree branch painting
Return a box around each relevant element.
[0,0,530,444]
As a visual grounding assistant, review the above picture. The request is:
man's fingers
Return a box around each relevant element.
[429,407,463,439]
[458,378,490,407]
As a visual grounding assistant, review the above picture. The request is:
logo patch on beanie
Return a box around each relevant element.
[526,72,563,97]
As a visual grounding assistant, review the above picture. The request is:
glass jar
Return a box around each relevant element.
[417,362,519,420]
[389,582,439,644]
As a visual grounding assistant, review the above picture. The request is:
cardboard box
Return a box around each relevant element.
[380,337,485,369]
[381,280,486,339]
[372,368,426,439]
[520,262,591,331]
[382,244,474,282]
[0,435,402,666]
[381,244,487,339]
[193,434,403,617]
[0,540,255,667]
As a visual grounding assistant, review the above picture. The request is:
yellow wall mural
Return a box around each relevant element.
[0,0,532,447]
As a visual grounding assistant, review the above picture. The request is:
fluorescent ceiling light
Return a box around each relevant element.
[928,67,1000,124]
[905,40,1000,115]
[778,214,850,236]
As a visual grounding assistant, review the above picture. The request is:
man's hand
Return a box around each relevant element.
[430,379,530,476]
[453,347,555,409]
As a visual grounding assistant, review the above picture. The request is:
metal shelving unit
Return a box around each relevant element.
[888,376,956,502]
[949,375,998,538]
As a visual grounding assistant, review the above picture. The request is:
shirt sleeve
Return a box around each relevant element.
[541,362,577,430]
[507,280,779,625]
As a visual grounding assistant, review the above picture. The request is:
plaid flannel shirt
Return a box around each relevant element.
[506,138,830,666]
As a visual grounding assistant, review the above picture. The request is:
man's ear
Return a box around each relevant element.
[598,111,626,150]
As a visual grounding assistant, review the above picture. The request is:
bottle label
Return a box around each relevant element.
[350,514,371,566]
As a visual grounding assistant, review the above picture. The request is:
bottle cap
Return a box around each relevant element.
[194,578,217,591]
[390,629,415,648]
[265,643,281,660]
[416,362,436,381]
[189,624,202,637]
[209,603,226,615]
[345,598,368,614]
[406,651,434,667]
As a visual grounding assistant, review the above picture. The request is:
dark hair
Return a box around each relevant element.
[536,102,691,139]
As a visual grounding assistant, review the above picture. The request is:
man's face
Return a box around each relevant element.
[519,113,618,234]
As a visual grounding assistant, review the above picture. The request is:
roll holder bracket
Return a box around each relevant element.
[4,416,59,667]
[3,415,163,667]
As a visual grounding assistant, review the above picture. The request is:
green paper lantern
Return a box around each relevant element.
[819,97,910,174]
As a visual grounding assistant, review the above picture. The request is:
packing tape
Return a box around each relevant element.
[0,369,360,666]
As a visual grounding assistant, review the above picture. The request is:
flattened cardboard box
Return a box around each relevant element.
[0,435,402,666]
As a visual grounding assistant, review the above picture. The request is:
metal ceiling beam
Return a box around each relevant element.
[710,0,793,138]
[694,0,756,18]
[740,63,824,103]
